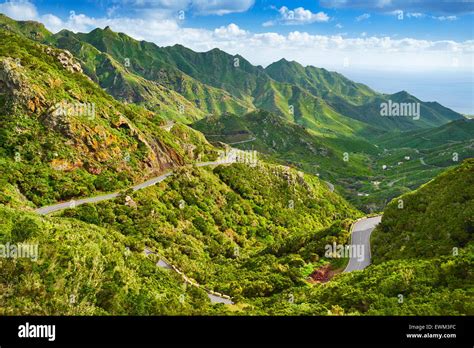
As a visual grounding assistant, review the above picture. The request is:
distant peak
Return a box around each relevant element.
[208,47,225,54]
[104,26,113,32]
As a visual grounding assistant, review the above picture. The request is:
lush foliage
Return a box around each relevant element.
[372,158,474,262]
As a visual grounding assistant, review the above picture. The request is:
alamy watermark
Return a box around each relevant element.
[0,242,39,261]
[380,100,420,120]
[53,100,96,119]
[217,149,258,167]
[325,242,365,262]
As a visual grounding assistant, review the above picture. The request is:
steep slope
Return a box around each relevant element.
[1,14,463,138]
[57,27,253,119]
[0,204,219,315]
[255,248,473,315]
[0,15,252,122]
[331,91,463,131]
[376,118,474,149]
[192,110,373,181]
[0,13,52,41]
[372,158,474,262]
[0,29,214,206]
[265,58,377,104]
[59,162,361,299]
[253,160,474,316]
[161,45,267,102]
[265,59,463,132]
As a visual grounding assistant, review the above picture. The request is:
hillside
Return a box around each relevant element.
[372,158,474,262]
[0,204,222,315]
[376,118,474,149]
[0,14,252,122]
[265,58,377,104]
[0,28,216,206]
[0,13,472,317]
[59,163,360,299]
[252,160,473,315]
[193,110,372,181]
[0,15,463,133]
[1,14,468,214]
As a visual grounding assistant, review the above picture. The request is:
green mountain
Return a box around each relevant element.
[193,110,372,183]
[265,59,462,131]
[376,118,474,149]
[372,158,474,262]
[252,160,473,315]
[2,13,461,135]
[0,14,472,316]
[55,27,253,119]
[265,58,377,104]
[0,203,218,315]
[0,15,252,122]
[0,28,216,206]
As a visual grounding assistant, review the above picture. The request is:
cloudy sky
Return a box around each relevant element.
[1,0,473,112]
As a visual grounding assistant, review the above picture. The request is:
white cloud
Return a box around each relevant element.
[111,0,254,16]
[0,0,37,20]
[214,23,247,38]
[406,12,425,18]
[356,13,371,21]
[335,23,343,28]
[264,6,330,26]
[434,15,457,21]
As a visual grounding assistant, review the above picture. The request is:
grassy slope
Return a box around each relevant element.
[252,160,473,315]
[372,158,474,262]
[0,29,215,206]
[59,163,361,300]
[0,203,224,315]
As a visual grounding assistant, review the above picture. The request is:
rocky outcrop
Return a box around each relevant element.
[0,57,45,113]
[44,47,83,74]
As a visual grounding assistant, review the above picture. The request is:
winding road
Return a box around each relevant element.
[34,148,379,303]
[343,215,382,272]
[34,150,241,304]
[144,248,233,304]
[35,150,238,215]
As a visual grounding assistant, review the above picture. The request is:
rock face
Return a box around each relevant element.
[44,47,83,74]
[0,34,211,188]
[0,57,43,113]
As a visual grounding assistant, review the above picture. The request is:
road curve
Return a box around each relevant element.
[144,248,234,304]
[343,215,382,272]
[35,157,234,215]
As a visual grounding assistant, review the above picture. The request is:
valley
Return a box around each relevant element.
[0,13,472,317]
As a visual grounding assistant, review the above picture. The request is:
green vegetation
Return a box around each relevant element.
[0,205,223,315]
[372,158,474,262]
[2,13,469,212]
[0,14,472,316]
[59,163,360,300]
[252,248,473,315]
[0,28,215,206]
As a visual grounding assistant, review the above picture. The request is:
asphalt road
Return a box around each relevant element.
[35,152,236,215]
[343,215,382,272]
[144,248,233,304]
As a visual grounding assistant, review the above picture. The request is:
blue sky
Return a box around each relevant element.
[19,0,474,40]
[1,0,473,113]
